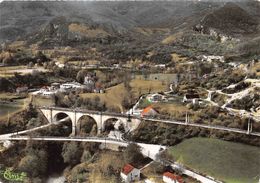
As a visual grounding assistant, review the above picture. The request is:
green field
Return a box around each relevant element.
[168,138,260,183]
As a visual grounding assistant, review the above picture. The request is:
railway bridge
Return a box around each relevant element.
[39,106,259,137]
[39,106,141,136]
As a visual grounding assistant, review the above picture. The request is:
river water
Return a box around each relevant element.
[46,176,66,183]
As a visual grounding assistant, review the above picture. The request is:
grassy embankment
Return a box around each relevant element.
[0,93,53,119]
[0,66,26,77]
[0,93,29,119]
[168,137,260,183]
[0,66,49,77]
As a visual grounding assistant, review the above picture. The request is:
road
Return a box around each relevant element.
[0,135,165,160]
[0,116,70,138]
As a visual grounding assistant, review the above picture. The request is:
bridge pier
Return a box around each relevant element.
[71,125,76,136]
[247,119,253,134]
[185,112,190,125]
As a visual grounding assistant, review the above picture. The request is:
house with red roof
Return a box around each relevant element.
[120,164,140,182]
[141,106,159,117]
[163,172,183,183]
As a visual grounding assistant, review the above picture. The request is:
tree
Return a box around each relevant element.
[123,143,143,164]
[121,97,131,111]
[76,70,88,83]
[35,51,49,63]
[2,53,14,66]
[27,61,34,68]
[62,142,83,165]
[18,149,47,177]
[80,150,92,163]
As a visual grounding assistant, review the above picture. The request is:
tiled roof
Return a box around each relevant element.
[122,164,135,175]
[141,105,158,116]
[142,106,153,114]
[163,172,183,183]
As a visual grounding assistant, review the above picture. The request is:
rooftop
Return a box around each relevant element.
[122,164,135,175]
[163,172,183,183]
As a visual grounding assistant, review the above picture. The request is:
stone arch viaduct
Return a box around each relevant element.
[39,107,141,136]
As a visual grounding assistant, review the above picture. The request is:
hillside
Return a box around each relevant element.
[168,138,260,183]
[1,1,259,46]
[0,1,223,43]
[200,2,259,36]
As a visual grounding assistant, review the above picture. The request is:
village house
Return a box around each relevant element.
[120,164,140,183]
[147,93,167,103]
[155,64,166,69]
[84,75,95,92]
[16,86,28,94]
[93,88,104,93]
[60,82,85,92]
[141,106,159,117]
[183,93,200,104]
[32,86,57,98]
[50,82,60,90]
[138,63,150,70]
[163,172,183,183]
[200,55,224,63]
[113,63,121,68]
[55,61,65,68]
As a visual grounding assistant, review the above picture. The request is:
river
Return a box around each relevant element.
[46,176,65,183]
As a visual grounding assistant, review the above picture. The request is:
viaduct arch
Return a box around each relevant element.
[39,107,140,136]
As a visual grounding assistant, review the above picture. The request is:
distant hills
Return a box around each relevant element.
[200,2,258,35]
[0,1,259,44]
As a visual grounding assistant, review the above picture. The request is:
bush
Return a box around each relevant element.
[18,149,47,177]
[62,142,83,166]
[123,143,143,165]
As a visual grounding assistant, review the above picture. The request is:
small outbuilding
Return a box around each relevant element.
[147,93,167,103]
[141,106,159,117]
[16,86,28,94]
[163,172,183,183]
[183,93,200,104]
[120,164,140,183]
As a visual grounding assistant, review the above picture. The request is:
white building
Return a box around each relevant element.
[60,82,84,92]
[32,88,57,98]
[155,64,166,69]
[200,55,224,63]
[16,86,29,94]
[147,93,167,103]
[163,172,183,183]
[55,62,65,68]
[183,93,200,104]
[84,76,95,91]
[120,164,140,183]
